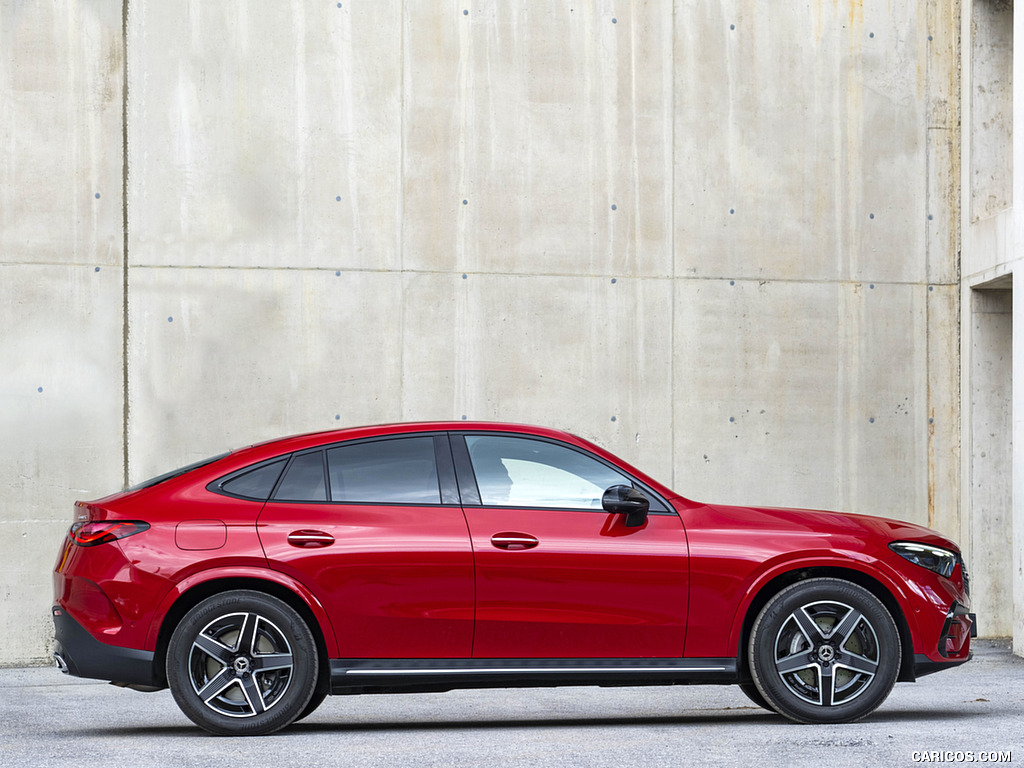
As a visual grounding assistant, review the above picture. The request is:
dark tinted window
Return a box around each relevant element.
[273,452,327,502]
[327,437,440,504]
[219,458,287,500]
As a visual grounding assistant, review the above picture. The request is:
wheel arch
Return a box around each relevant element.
[151,574,334,690]
[733,566,917,685]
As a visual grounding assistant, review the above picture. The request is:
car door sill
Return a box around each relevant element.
[329,657,738,695]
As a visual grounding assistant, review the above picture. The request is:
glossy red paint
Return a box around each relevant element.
[62,485,270,654]
[52,421,973,732]
[674,498,970,662]
[466,506,688,658]
[144,565,339,656]
[257,500,475,658]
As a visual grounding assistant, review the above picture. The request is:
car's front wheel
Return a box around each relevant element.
[748,578,901,724]
[167,590,319,735]
[737,681,774,711]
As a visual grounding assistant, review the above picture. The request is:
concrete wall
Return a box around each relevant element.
[960,0,1021,651]
[1,0,968,665]
[1,1,125,665]
[967,287,1013,636]
[1009,0,1024,657]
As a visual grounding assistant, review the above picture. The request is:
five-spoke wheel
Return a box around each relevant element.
[167,591,320,735]
[749,578,900,723]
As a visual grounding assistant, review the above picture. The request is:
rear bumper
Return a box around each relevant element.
[52,606,162,689]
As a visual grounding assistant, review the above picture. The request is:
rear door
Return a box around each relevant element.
[256,434,474,658]
[453,433,689,659]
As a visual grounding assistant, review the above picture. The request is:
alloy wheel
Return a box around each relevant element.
[748,578,900,723]
[772,600,879,707]
[187,611,295,718]
[167,590,319,735]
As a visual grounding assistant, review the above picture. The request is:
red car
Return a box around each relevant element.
[52,422,974,735]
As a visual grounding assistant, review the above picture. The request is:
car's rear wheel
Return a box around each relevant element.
[167,590,318,735]
[748,578,900,724]
[294,671,329,722]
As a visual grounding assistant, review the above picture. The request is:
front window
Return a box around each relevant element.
[465,435,630,509]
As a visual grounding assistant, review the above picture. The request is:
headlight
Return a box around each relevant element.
[889,541,957,578]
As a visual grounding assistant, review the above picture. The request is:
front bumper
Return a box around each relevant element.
[911,607,976,679]
[938,604,976,657]
[913,652,972,678]
[52,605,161,689]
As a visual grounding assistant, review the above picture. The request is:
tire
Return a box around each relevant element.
[748,578,900,724]
[737,681,774,712]
[294,672,329,723]
[167,590,319,736]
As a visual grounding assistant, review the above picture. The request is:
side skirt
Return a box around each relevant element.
[329,657,738,695]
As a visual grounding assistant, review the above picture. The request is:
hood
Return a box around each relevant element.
[692,500,961,553]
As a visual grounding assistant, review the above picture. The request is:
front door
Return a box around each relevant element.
[455,433,688,659]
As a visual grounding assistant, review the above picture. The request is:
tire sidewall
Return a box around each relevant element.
[167,590,318,736]
[737,681,774,712]
[749,578,901,724]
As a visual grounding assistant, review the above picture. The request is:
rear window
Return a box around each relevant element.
[127,452,231,491]
[327,436,439,504]
[273,452,328,502]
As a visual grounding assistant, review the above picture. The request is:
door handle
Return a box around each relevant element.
[287,530,335,548]
[490,532,539,550]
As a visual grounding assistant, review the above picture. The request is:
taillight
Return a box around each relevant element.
[69,521,150,547]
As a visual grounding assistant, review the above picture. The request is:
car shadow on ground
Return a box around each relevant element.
[65,706,992,738]
[289,707,989,732]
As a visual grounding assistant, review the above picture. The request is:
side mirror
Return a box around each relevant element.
[602,485,650,528]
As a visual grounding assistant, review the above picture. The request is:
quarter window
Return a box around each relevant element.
[465,435,630,509]
[327,437,440,504]
[219,458,288,500]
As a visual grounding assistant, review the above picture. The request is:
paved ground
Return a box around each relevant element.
[1,640,1021,768]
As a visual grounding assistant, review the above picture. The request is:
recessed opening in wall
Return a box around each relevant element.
[970,0,1013,221]
[969,275,1013,638]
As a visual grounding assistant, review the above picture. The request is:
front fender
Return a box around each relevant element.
[725,553,921,658]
